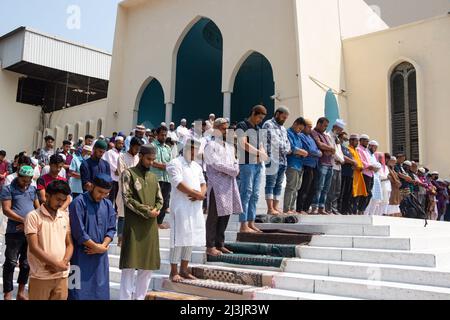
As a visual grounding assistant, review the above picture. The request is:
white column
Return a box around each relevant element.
[165,102,173,124]
[223,92,231,119]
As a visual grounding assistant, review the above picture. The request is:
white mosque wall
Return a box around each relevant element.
[106,0,302,134]
[43,98,108,147]
[364,0,450,28]
[343,15,450,177]
[293,0,387,123]
[338,0,388,39]
[0,68,41,156]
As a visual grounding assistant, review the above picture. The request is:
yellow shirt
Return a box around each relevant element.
[349,146,368,197]
[25,205,71,280]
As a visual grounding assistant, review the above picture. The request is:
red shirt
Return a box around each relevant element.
[0,160,9,185]
[37,174,67,190]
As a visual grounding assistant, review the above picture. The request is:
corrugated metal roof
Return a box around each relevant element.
[0,27,111,80]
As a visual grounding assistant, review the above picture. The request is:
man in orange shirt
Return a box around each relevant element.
[348,134,368,215]
[25,180,73,300]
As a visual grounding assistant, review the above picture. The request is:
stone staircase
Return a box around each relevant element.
[3,214,450,300]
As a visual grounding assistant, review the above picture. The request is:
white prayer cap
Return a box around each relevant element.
[191,122,195,126]
[418,167,426,174]
[349,134,359,140]
[369,140,379,147]
[389,156,397,162]
[99,135,105,139]
[209,113,216,118]
[214,118,229,127]
[115,136,124,142]
[83,145,92,152]
[31,158,39,166]
[334,119,346,129]
[136,125,146,131]
[146,129,152,132]
[170,122,175,126]
[181,119,187,123]
[161,122,167,127]
[78,137,84,141]
[403,160,412,167]
[431,171,439,175]
[360,134,370,140]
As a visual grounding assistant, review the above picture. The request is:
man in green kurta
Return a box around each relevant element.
[119,144,163,300]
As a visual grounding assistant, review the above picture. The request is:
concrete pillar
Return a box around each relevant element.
[165,102,173,124]
[223,92,231,119]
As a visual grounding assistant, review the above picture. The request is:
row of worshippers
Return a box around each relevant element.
[2,106,450,300]
[0,116,242,300]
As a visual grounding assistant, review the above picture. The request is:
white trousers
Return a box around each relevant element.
[120,269,153,300]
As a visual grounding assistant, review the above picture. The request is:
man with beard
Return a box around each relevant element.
[204,118,242,257]
[69,174,116,300]
[262,107,291,215]
[119,145,163,299]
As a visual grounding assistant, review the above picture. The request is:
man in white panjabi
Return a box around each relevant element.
[364,141,383,215]
[166,138,206,282]
[116,137,142,247]
[176,119,190,144]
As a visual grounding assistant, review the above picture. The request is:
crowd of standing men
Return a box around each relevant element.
[0,104,449,300]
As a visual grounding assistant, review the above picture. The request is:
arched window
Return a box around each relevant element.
[97,119,103,137]
[390,62,419,161]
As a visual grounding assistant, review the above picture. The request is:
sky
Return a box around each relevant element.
[0,0,122,52]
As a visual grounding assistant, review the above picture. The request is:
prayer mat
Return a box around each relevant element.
[269,215,284,223]
[162,279,261,300]
[255,215,269,223]
[145,291,209,300]
[190,266,268,287]
[207,253,284,268]
[256,215,300,224]
[283,215,299,224]
[237,229,317,245]
[224,242,297,258]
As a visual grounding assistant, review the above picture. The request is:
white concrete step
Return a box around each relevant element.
[258,223,391,236]
[109,249,206,268]
[295,215,446,228]
[158,237,206,251]
[158,229,237,242]
[258,223,450,237]
[253,288,361,300]
[298,246,450,268]
[159,248,206,264]
[309,235,450,251]
[283,258,450,288]
[272,273,450,300]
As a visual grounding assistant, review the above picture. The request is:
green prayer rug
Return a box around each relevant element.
[207,253,284,268]
[224,242,297,257]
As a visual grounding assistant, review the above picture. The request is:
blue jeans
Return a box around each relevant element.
[265,164,287,200]
[239,164,262,223]
[312,165,334,209]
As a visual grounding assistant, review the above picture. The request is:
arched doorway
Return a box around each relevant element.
[231,52,275,122]
[137,78,165,129]
[173,18,223,124]
[390,62,419,161]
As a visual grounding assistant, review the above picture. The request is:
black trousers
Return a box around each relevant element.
[339,175,354,215]
[108,181,119,211]
[296,166,317,212]
[2,233,29,294]
[362,175,374,211]
[206,189,230,249]
[157,181,171,225]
